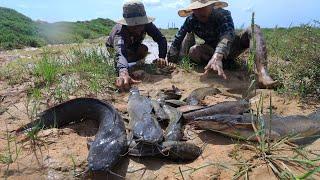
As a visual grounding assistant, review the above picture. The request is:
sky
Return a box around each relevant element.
[0,0,319,28]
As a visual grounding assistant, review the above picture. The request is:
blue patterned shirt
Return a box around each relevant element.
[107,23,167,72]
[171,8,235,58]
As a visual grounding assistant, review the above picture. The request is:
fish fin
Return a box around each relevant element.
[86,138,94,149]
[107,170,126,179]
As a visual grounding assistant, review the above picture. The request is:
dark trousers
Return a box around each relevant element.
[188,25,267,69]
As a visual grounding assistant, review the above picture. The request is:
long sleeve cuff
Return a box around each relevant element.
[215,37,232,58]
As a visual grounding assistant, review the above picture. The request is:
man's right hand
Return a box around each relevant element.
[156,58,177,69]
[116,69,141,92]
[202,53,227,79]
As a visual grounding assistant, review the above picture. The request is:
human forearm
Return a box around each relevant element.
[215,33,234,58]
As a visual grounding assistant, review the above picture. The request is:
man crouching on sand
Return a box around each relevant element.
[167,0,278,88]
[106,0,168,91]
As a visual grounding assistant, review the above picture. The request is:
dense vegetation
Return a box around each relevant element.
[0,7,115,50]
[0,7,44,50]
[265,24,320,99]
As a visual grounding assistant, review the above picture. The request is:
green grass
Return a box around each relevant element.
[0,118,22,179]
[160,28,178,42]
[34,51,61,86]
[263,23,320,99]
[0,58,33,85]
[231,93,320,179]
[177,93,320,179]
[67,46,116,91]
[25,45,115,103]
[178,56,195,72]
[2,44,116,106]
[247,12,256,74]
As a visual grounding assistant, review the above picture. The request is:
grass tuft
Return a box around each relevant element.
[178,56,195,72]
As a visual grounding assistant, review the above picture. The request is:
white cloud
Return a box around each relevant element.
[244,5,254,12]
[17,3,29,9]
[166,1,185,9]
[143,0,162,7]
[142,0,187,9]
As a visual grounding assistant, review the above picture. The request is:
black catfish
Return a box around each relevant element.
[191,113,320,143]
[16,98,127,172]
[128,141,201,162]
[157,85,182,100]
[186,87,221,105]
[127,88,163,144]
[151,99,169,121]
[183,100,250,120]
[163,105,184,141]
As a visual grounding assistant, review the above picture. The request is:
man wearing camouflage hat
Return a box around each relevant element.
[107,0,168,91]
[167,0,278,88]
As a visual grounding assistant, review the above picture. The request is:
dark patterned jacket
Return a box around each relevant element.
[170,8,235,58]
[106,23,167,72]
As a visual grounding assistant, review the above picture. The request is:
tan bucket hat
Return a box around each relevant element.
[178,0,228,17]
[117,0,155,26]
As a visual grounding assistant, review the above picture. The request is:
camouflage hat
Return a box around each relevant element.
[117,0,155,26]
[178,0,228,17]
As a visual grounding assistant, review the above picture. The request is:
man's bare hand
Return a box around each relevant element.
[156,58,176,69]
[116,69,141,92]
[202,53,227,79]
[156,58,168,67]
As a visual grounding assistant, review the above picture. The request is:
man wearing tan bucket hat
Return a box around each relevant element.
[106,0,168,91]
[167,0,278,88]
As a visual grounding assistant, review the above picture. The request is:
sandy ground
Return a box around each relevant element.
[1,44,320,180]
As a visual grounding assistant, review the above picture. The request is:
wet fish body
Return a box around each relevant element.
[157,85,182,100]
[162,141,202,161]
[16,98,127,172]
[128,141,201,162]
[128,141,160,157]
[192,113,320,142]
[163,105,183,141]
[308,108,320,121]
[151,100,169,121]
[186,87,221,105]
[183,100,250,120]
[177,105,204,113]
[128,89,163,144]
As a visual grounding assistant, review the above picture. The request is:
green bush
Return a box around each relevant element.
[0,7,115,50]
[0,7,44,50]
[36,18,114,45]
[265,23,320,99]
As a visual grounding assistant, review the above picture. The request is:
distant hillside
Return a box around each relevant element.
[37,18,115,44]
[0,7,115,50]
[0,7,44,50]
